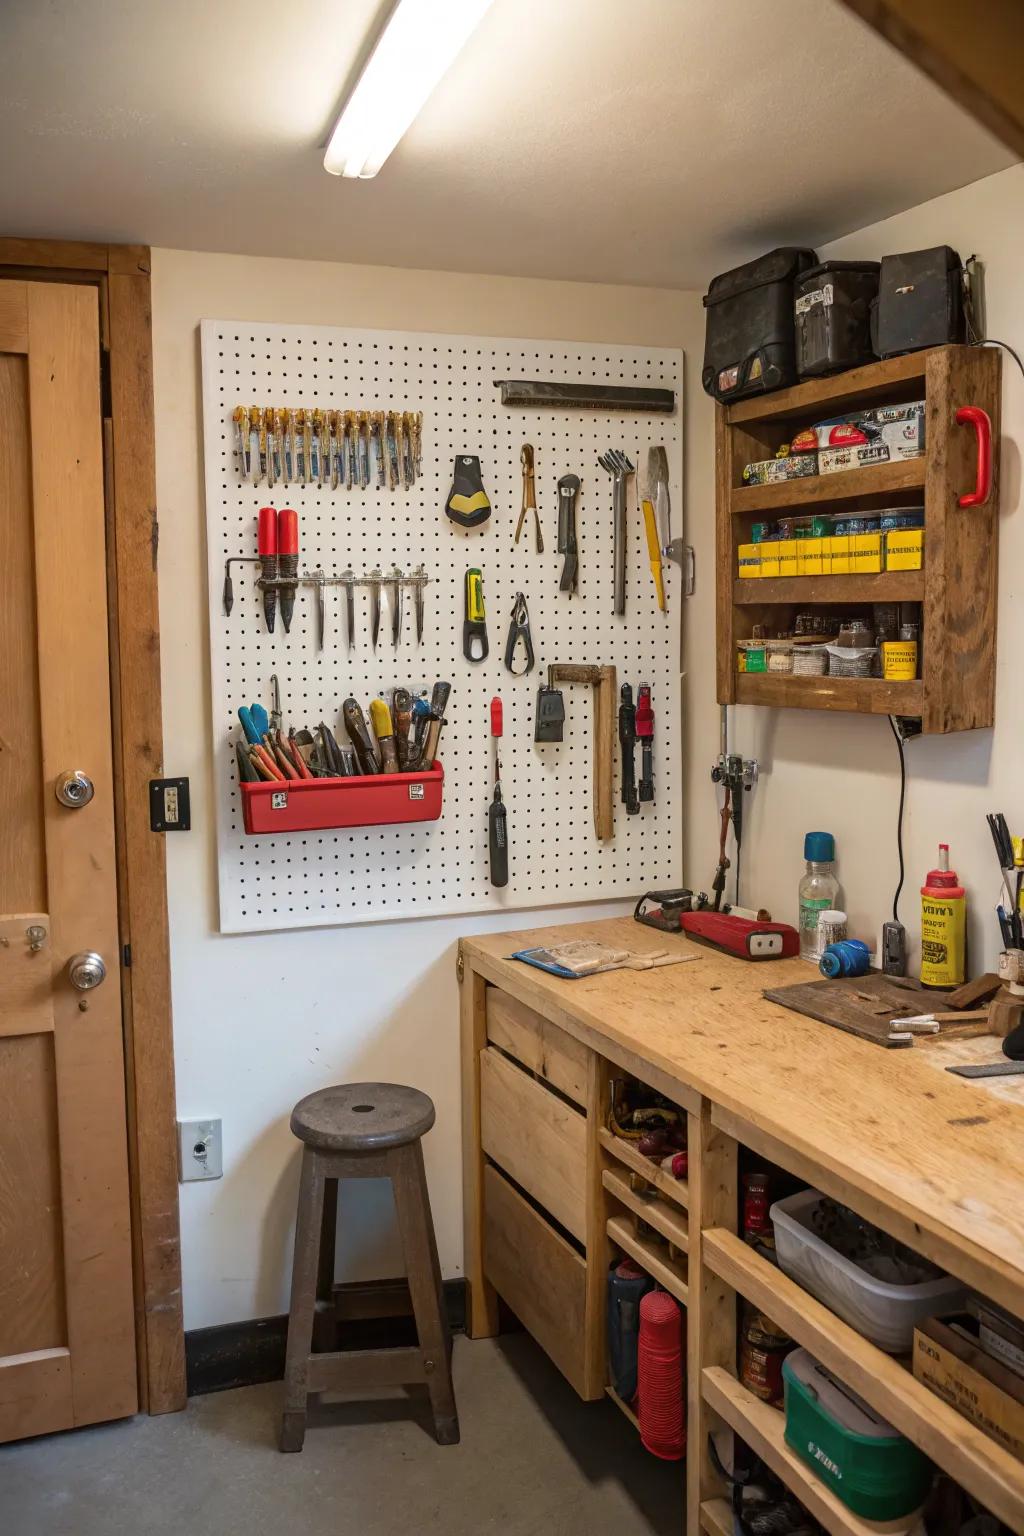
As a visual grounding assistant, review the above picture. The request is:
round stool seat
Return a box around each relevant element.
[290,1082,435,1153]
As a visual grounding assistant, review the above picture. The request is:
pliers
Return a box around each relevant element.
[504,592,535,675]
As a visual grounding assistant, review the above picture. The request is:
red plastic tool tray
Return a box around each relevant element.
[240,763,444,835]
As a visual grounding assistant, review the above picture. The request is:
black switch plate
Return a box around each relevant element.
[150,777,191,831]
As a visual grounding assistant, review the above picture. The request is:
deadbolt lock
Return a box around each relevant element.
[55,770,95,809]
[67,951,107,991]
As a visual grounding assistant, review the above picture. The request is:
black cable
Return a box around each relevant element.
[734,835,741,907]
[975,337,1024,384]
[888,715,907,922]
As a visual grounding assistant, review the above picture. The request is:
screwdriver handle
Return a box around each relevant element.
[489,790,508,888]
[491,696,503,737]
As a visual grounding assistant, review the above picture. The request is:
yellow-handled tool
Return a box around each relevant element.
[641,495,666,612]
[369,698,399,773]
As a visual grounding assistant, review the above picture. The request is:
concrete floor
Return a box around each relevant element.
[2,1334,680,1536]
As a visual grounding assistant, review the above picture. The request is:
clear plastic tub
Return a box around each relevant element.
[770,1190,966,1353]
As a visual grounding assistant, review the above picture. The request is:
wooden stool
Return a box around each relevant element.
[280,1082,459,1452]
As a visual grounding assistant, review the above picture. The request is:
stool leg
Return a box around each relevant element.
[312,1177,338,1352]
[280,1147,325,1452]
[391,1140,460,1446]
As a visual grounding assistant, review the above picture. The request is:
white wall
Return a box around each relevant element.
[684,164,1024,971]
[152,250,705,1329]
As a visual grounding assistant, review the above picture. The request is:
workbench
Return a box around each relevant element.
[459,916,1024,1536]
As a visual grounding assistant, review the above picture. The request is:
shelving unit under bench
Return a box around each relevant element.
[716,345,1002,732]
[460,916,1024,1535]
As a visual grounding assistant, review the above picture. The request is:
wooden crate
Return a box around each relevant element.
[914,1315,1024,1462]
[716,345,1001,732]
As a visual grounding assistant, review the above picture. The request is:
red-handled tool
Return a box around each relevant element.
[488,696,508,888]
[257,506,278,632]
[636,683,654,803]
[955,405,992,508]
[277,507,299,632]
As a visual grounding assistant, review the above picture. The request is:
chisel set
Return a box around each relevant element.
[235,679,450,784]
[232,405,424,489]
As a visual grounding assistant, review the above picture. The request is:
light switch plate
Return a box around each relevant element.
[178,1118,222,1181]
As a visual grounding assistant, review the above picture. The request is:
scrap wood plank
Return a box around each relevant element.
[762,972,926,1048]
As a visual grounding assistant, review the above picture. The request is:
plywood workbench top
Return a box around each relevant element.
[461,916,1024,1316]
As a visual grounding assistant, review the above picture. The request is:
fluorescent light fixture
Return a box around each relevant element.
[324,0,495,179]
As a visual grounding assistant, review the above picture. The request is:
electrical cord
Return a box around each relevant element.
[888,715,907,922]
[974,337,1024,384]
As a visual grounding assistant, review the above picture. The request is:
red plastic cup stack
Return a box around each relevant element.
[637,1289,685,1460]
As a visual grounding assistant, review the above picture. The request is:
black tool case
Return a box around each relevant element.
[702,246,818,402]
[873,246,967,357]
[795,260,879,378]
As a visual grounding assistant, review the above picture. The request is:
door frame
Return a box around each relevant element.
[0,239,185,1415]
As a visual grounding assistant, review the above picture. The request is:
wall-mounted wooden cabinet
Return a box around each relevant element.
[716,346,1001,733]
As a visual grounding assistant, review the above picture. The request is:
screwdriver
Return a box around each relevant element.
[489,696,508,888]
[636,683,654,802]
[370,699,399,773]
[257,506,278,632]
[277,508,299,633]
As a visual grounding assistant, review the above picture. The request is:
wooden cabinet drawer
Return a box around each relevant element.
[486,988,589,1108]
[483,1163,591,1398]
[480,1046,586,1241]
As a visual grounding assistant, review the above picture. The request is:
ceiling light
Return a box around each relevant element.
[324,0,495,179]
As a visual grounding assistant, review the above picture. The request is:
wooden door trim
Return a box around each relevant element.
[0,239,185,1415]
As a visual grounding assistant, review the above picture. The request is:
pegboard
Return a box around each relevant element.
[200,321,684,933]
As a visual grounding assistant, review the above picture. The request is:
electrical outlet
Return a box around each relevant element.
[177,1118,222,1182]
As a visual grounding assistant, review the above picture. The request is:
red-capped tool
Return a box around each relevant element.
[257,506,278,632]
[636,683,654,803]
[489,696,508,888]
[277,507,299,633]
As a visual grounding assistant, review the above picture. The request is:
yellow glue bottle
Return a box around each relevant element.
[920,843,966,988]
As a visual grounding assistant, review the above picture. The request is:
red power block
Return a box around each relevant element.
[638,1290,685,1460]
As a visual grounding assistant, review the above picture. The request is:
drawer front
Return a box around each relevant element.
[486,988,589,1108]
[480,1046,586,1241]
[484,1164,591,1398]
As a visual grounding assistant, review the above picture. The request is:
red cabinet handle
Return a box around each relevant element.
[955,405,992,507]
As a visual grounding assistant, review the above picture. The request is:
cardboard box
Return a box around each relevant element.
[886,529,924,570]
[759,553,781,578]
[800,402,925,453]
[914,1315,1024,1462]
[742,454,819,487]
[852,533,883,573]
[738,542,761,578]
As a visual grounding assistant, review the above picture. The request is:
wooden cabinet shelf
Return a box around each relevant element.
[702,1228,1024,1532]
[602,1165,689,1251]
[607,1214,688,1305]
[734,572,925,606]
[717,345,1001,732]
[598,1126,689,1210]
[702,1366,923,1536]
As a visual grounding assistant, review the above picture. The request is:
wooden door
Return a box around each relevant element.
[0,281,136,1440]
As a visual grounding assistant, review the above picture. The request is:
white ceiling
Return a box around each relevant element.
[0,0,1014,289]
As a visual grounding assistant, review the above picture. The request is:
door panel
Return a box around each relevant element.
[0,281,136,1439]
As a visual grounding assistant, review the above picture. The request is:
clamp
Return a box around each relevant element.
[504,592,535,675]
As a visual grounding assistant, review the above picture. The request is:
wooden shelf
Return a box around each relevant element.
[726,351,932,426]
[703,1228,1024,1533]
[598,1127,689,1211]
[605,1384,640,1431]
[602,1166,689,1251]
[607,1214,688,1305]
[702,1367,922,1536]
[732,457,924,515]
[734,674,925,717]
[734,572,925,606]
[700,1499,734,1536]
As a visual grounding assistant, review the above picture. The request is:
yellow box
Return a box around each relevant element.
[887,528,925,570]
[759,553,781,578]
[828,534,851,575]
[737,542,761,578]
[798,554,824,576]
[852,532,883,573]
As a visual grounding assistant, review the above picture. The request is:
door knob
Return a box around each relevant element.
[67,951,107,991]
[55,770,95,809]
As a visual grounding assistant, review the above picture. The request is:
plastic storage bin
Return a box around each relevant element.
[783,1349,931,1520]
[770,1189,966,1352]
[240,763,443,835]
[702,246,817,402]
[795,260,879,378]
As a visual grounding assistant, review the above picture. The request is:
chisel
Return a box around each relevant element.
[421,681,451,769]
[257,507,278,632]
[370,699,400,773]
[393,688,413,770]
[342,698,381,775]
[488,696,508,888]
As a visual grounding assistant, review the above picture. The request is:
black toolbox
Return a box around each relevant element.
[795,260,879,378]
[702,246,817,402]
[872,246,967,357]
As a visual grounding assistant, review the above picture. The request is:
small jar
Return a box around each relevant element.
[817,909,848,948]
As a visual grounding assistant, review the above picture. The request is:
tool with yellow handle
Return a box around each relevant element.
[641,494,666,611]
[464,568,488,661]
[369,698,399,774]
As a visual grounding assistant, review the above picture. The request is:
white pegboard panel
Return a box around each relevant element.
[201,321,684,933]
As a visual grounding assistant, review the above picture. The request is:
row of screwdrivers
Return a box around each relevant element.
[233,405,424,490]
[235,680,450,784]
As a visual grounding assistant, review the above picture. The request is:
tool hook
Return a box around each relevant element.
[504,593,535,675]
